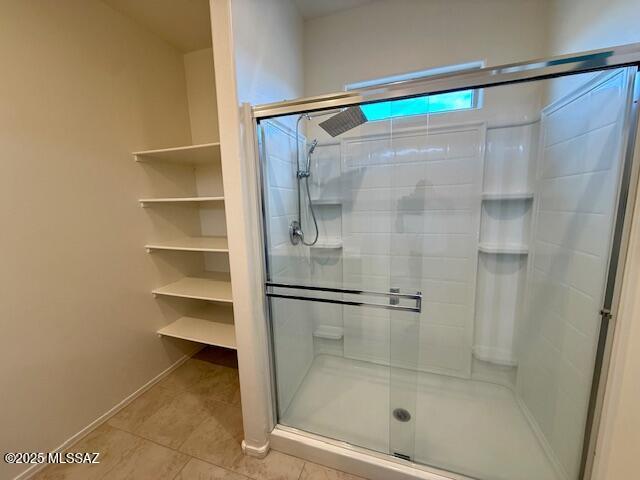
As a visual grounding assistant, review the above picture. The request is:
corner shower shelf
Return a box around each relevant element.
[313,325,344,340]
[139,196,224,206]
[310,239,343,249]
[158,306,236,348]
[478,243,529,255]
[152,272,233,303]
[310,198,342,206]
[145,236,229,253]
[133,142,221,165]
[481,192,534,201]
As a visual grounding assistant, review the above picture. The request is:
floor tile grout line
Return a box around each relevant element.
[170,455,191,480]
[108,424,257,480]
[183,449,256,480]
[106,385,244,453]
[108,423,194,458]
[297,461,307,480]
[190,456,254,480]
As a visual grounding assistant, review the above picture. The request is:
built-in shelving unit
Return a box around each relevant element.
[474,122,538,370]
[139,196,224,206]
[134,142,221,165]
[137,139,235,348]
[152,272,232,303]
[478,243,529,255]
[145,236,228,253]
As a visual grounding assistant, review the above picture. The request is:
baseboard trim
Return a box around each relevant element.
[14,346,201,480]
[242,439,270,458]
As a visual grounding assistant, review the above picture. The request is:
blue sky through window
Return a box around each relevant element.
[360,90,475,121]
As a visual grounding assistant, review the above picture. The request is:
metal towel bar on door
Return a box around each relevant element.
[265,282,422,313]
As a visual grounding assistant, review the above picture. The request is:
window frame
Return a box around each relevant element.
[344,61,485,120]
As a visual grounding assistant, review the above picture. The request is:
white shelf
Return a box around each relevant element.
[482,192,534,201]
[152,272,233,303]
[478,243,528,255]
[133,143,220,165]
[311,198,342,206]
[158,306,236,349]
[473,346,518,367]
[139,196,224,205]
[310,239,343,249]
[145,236,228,253]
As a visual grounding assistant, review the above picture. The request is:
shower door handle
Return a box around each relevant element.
[265,282,422,313]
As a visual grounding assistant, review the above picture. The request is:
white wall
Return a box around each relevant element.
[184,47,219,144]
[303,0,549,96]
[546,0,640,56]
[0,1,198,479]
[231,0,304,105]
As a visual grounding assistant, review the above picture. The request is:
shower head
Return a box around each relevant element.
[318,106,367,137]
[308,139,318,155]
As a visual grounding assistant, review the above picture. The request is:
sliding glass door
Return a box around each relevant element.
[257,64,638,480]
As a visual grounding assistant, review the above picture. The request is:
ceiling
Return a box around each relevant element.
[102,0,212,52]
[294,0,374,19]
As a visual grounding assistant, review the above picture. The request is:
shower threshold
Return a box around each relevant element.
[279,354,562,480]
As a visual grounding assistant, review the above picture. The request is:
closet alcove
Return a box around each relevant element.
[104,0,237,349]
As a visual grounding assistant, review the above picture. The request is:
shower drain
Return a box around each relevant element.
[392,408,411,422]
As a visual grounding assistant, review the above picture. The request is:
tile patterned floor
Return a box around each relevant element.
[33,347,364,480]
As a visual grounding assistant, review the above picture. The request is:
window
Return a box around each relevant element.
[345,61,483,121]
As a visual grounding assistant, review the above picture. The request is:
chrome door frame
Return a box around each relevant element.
[253,42,640,120]
[251,43,640,480]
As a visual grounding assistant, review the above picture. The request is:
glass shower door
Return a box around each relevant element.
[259,113,423,460]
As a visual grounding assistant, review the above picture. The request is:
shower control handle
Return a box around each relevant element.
[289,220,303,245]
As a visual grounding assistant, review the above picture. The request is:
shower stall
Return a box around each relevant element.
[250,45,640,480]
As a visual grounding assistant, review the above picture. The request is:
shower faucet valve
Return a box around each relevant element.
[289,220,304,245]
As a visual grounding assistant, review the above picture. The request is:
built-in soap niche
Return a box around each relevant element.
[483,123,538,195]
[480,198,532,250]
[308,204,343,254]
[313,320,344,357]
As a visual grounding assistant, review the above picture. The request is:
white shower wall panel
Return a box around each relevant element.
[517,70,631,480]
[341,124,485,377]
